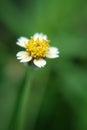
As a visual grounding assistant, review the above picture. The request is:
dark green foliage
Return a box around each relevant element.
[0,0,87,130]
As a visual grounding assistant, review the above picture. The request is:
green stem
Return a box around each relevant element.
[16,67,33,130]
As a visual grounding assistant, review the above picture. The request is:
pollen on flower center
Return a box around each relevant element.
[25,38,49,59]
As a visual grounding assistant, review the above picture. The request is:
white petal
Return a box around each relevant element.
[33,33,47,40]
[16,36,29,48]
[16,51,29,57]
[16,51,32,62]
[33,59,46,68]
[20,56,32,63]
[46,47,59,58]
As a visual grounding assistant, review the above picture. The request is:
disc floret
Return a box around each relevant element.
[26,38,49,59]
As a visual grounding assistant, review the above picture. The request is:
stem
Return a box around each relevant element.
[15,67,33,130]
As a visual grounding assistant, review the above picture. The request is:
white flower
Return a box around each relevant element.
[16,33,59,68]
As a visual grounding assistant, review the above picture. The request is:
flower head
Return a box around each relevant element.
[16,33,59,68]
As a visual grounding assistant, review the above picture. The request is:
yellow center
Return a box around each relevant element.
[25,38,49,59]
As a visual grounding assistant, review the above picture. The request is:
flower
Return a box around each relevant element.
[16,33,59,68]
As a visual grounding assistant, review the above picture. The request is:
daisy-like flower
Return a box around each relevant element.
[16,33,59,68]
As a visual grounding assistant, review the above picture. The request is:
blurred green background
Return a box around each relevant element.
[0,0,87,130]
